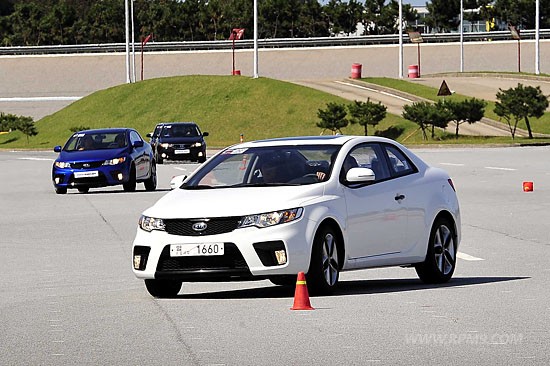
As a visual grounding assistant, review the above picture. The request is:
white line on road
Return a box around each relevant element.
[440,163,465,166]
[334,81,414,102]
[0,96,82,102]
[485,166,516,171]
[18,157,54,161]
[457,252,485,261]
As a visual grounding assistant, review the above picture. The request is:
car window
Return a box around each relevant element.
[186,145,340,188]
[344,143,390,183]
[129,131,142,145]
[383,144,417,177]
[152,125,163,138]
[64,132,128,151]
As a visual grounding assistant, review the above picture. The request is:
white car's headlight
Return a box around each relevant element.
[103,157,126,166]
[239,208,303,228]
[139,215,165,232]
[54,161,71,168]
[192,142,202,147]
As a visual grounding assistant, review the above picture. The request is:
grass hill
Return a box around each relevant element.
[0,75,422,149]
[1,75,547,149]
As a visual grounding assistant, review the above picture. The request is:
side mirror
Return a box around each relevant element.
[202,132,209,137]
[146,133,152,138]
[346,167,375,183]
[133,140,144,148]
[170,175,187,190]
[54,146,62,153]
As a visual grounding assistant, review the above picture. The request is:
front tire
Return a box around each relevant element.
[145,279,181,298]
[156,152,163,165]
[55,187,67,194]
[123,165,136,192]
[144,162,157,191]
[415,217,457,284]
[307,226,340,295]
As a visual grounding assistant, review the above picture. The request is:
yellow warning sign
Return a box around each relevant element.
[437,80,452,96]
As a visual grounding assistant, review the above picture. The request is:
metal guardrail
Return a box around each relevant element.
[1,29,549,55]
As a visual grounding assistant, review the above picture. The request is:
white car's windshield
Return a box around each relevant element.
[184,145,340,188]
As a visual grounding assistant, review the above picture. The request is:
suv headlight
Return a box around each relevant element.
[192,142,202,147]
[160,143,170,148]
[238,208,303,228]
[139,215,165,232]
[103,157,126,166]
[54,161,71,168]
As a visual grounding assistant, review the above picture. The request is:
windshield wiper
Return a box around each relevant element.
[181,184,214,190]
[229,182,299,188]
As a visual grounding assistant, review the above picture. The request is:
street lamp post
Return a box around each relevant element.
[253,0,259,78]
[131,0,136,83]
[460,0,464,72]
[536,0,540,75]
[124,0,131,83]
[398,0,403,78]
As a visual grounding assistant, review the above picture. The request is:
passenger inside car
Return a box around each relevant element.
[78,135,95,150]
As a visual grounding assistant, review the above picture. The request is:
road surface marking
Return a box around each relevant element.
[440,163,465,166]
[485,166,516,171]
[457,252,485,261]
[0,96,82,102]
[334,81,414,102]
[18,157,54,161]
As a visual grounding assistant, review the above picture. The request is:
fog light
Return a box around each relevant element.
[133,255,142,270]
[162,153,167,158]
[117,173,123,181]
[54,177,60,184]
[274,250,287,265]
[198,152,204,157]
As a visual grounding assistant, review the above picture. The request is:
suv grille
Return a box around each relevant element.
[164,217,241,236]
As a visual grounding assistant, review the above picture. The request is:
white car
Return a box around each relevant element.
[132,136,460,298]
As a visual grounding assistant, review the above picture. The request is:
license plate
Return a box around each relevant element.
[74,171,99,178]
[174,149,190,154]
[170,243,224,257]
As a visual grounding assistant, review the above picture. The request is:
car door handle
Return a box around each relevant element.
[394,194,405,201]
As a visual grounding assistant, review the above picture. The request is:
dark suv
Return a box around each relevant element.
[147,122,209,164]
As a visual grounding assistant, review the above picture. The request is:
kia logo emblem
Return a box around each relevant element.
[192,222,208,231]
[83,163,90,168]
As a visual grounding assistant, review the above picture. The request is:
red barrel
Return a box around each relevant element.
[351,63,362,79]
[408,64,419,78]
[523,181,533,192]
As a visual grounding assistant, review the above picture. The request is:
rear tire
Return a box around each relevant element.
[144,162,157,191]
[123,165,136,192]
[307,226,340,295]
[55,187,67,194]
[415,217,457,284]
[145,279,181,298]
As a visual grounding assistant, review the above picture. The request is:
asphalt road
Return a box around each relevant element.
[1,147,549,365]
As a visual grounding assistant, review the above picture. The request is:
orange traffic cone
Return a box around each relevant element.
[290,272,314,310]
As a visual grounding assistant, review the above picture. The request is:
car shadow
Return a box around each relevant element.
[66,188,171,195]
[174,276,529,300]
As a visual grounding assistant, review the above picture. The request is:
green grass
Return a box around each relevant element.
[363,77,550,135]
[1,75,548,149]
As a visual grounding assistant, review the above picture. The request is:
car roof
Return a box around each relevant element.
[76,128,131,134]
[237,135,396,148]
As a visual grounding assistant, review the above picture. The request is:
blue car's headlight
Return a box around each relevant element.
[103,157,126,166]
[139,215,165,232]
[238,208,303,228]
[54,161,71,168]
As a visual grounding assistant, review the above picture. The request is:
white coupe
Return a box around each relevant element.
[132,135,460,298]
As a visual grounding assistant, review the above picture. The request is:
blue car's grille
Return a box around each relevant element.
[164,217,241,236]
[71,161,104,169]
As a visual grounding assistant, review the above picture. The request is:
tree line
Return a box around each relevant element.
[1,0,549,47]
[317,84,548,140]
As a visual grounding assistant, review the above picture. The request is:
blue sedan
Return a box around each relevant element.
[52,128,157,194]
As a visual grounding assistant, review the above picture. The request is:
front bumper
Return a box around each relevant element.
[52,162,131,189]
[157,145,205,161]
[132,216,314,281]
